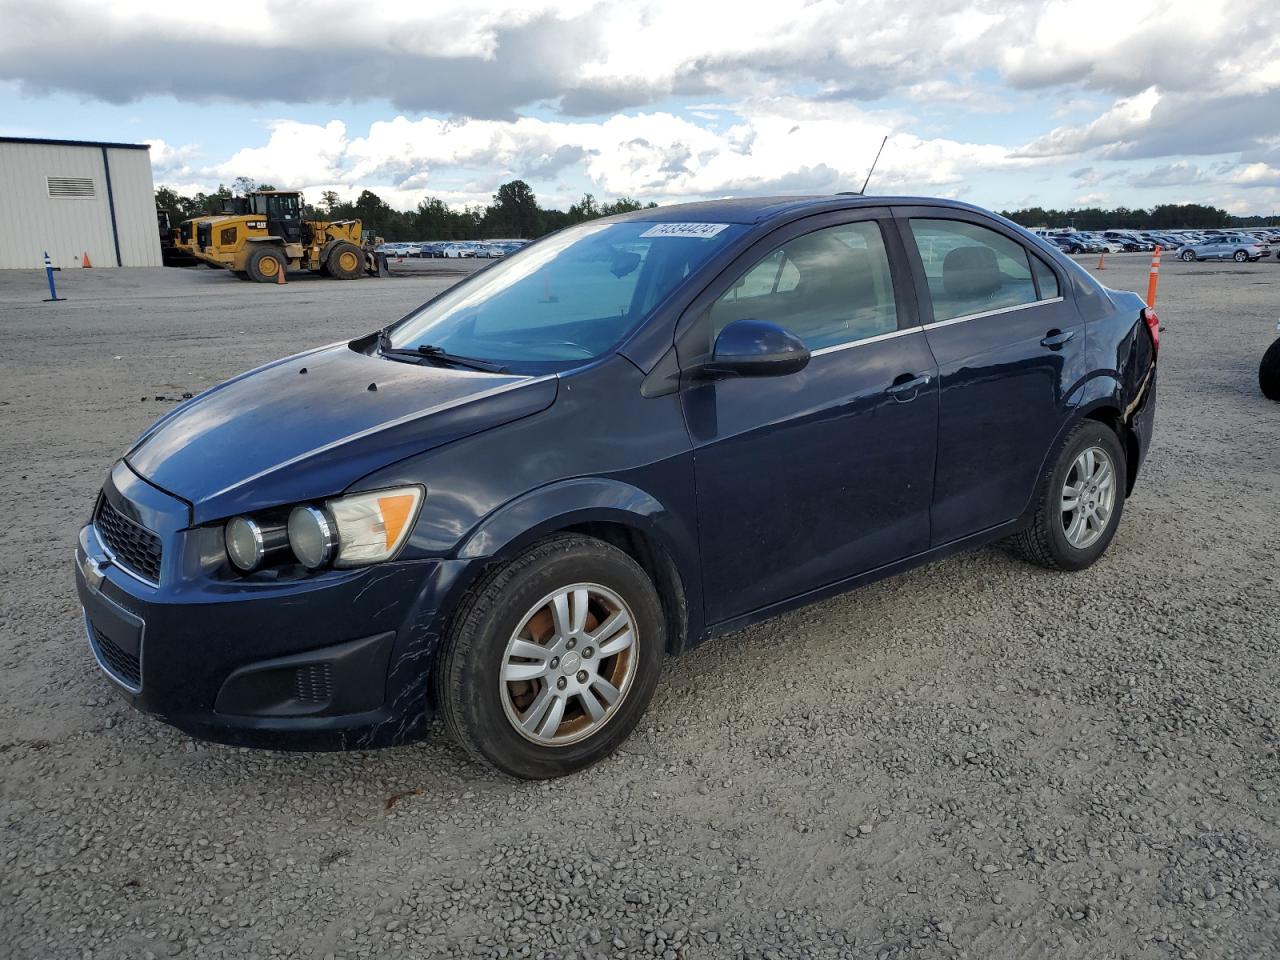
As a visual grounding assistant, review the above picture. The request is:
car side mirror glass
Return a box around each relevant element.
[700,319,810,378]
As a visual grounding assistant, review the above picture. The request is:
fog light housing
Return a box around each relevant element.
[288,505,336,570]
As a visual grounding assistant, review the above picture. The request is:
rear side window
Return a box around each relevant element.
[908,219,1039,322]
[1030,255,1059,299]
[708,221,899,352]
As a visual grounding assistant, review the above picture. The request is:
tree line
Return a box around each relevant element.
[156,184,1274,240]
[998,203,1273,230]
[154,177,657,241]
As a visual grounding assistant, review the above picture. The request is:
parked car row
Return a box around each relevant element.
[377,239,530,260]
[1032,226,1280,263]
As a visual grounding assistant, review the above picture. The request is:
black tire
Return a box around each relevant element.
[1011,421,1127,572]
[326,241,364,280]
[1180,250,1195,261]
[434,535,666,779]
[1260,337,1280,402]
[245,245,288,283]
[1234,250,1249,263]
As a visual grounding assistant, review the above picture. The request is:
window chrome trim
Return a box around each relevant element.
[810,325,921,356]
[922,296,1064,331]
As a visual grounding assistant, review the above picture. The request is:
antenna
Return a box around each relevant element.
[859,135,888,195]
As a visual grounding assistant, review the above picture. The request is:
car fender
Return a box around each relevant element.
[453,476,703,650]
[1011,377,1124,523]
[456,476,687,562]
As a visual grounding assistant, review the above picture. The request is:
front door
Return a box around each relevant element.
[677,212,939,625]
[896,210,1084,545]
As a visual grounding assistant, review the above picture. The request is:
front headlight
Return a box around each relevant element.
[287,505,336,570]
[225,516,266,572]
[325,486,423,568]
[221,485,423,575]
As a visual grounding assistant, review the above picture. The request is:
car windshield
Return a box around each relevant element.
[386,220,746,371]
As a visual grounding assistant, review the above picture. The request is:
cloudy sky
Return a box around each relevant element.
[3,0,1279,215]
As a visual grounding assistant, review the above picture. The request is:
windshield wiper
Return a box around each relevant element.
[377,329,508,373]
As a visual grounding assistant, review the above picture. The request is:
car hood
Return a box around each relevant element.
[126,341,557,523]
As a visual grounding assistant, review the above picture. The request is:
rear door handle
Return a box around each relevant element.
[1040,329,1076,350]
[886,373,932,401]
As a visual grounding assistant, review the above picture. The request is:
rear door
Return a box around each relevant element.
[677,209,939,624]
[895,208,1084,546]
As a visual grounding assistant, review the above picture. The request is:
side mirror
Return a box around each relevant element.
[700,319,811,378]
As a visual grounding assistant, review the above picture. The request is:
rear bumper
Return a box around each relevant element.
[75,513,472,750]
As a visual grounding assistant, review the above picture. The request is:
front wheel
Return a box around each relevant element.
[1261,337,1280,401]
[326,241,364,280]
[434,535,666,778]
[1180,250,1195,261]
[1234,250,1249,263]
[1012,422,1127,571]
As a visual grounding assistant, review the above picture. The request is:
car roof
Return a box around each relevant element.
[605,194,1004,226]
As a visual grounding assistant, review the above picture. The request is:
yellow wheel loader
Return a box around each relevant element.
[191,191,378,282]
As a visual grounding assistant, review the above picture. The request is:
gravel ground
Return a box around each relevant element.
[1,256,1277,960]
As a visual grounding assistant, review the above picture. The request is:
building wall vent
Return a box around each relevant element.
[47,176,96,199]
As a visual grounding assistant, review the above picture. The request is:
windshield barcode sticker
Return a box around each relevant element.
[639,222,731,239]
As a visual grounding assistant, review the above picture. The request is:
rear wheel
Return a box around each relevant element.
[245,245,288,283]
[327,241,364,280]
[1234,250,1249,263]
[434,535,665,779]
[1260,337,1280,401]
[1012,421,1127,571]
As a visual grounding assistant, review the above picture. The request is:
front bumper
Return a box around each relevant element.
[74,464,471,750]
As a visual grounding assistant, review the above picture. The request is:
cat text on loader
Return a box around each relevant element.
[192,191,378,282]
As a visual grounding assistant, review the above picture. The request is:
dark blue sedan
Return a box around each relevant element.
[76,196,1159,778]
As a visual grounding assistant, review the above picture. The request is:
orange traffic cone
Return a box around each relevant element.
[1095,251,1105,270]
[82,251,92,268]
[276,262,287,285]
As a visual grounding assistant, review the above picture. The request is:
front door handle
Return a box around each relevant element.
[1040,329,1076,350]
[886,373,932,401]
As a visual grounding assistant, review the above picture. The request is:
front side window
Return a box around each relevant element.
[908,219,1040,322]
[389,220,746,370]
[706,221,899,353]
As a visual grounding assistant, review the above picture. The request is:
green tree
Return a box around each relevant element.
[484,180,541,238]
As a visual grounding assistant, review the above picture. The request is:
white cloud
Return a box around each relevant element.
[182,97,1045,211]
[7,0,1280,212]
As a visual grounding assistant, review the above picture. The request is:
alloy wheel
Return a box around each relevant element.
[1061,446,1116,549]
[499,583,639,746]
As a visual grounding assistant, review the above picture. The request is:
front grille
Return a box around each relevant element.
[90,622,141,689]
[295,664,333,704]
[95,498,163,584]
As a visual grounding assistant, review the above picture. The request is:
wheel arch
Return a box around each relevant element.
[453,478,700,655]
[1080,404,1140,495]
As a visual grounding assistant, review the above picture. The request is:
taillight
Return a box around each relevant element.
[1142,307,1160,355]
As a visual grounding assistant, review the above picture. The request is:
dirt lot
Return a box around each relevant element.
[1,255,1277,959]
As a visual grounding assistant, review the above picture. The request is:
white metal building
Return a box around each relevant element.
[0,136,162,270]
